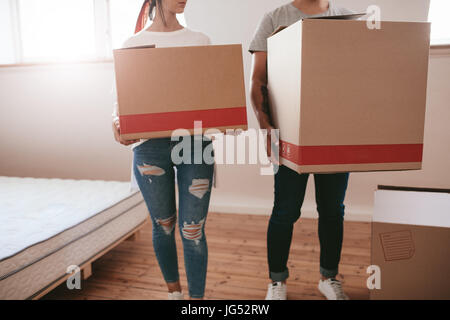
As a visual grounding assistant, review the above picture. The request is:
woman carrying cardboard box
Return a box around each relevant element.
[112,0,213,300]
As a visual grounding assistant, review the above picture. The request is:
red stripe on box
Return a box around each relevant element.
[279,140,423,165]
[119,107,247,134]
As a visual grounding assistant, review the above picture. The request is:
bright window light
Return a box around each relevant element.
[428,0,450,45]
[0,0,15,64]
[109,0,186,49]
[18,0,96,62]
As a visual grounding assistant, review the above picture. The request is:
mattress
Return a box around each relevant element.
[0,177,148,299]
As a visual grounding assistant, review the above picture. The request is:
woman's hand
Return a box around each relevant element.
[112,118,140,146]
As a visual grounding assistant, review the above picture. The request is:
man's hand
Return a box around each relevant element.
[112,118,140,146]
[258,114,275,160]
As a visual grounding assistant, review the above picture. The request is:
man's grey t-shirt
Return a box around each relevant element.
[249,1,354,52]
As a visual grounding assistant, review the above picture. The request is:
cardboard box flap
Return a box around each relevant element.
[115,44,156,51]
[269,13,366,38]
[270,26,288,37]
[378,185,450,194]
[305,13,366,20]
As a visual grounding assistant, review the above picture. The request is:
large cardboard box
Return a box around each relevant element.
[113,44,247,139]
[371,186,450,300]
[267,16,431,173]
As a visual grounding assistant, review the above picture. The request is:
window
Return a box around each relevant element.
[18,0,96,62]
[428,0,450,45]
[0,0,186,65]
[0,0,16,64]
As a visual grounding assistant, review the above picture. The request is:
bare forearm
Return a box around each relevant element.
[251,79,272,126]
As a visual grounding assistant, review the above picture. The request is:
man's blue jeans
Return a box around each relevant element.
[133,136,214,299]
[268,165,349,281]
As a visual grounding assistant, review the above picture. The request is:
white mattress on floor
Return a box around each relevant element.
[0,176,138,261]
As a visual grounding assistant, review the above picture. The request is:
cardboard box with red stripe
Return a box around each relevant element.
[267,16,430,173]
[113,44,247,139]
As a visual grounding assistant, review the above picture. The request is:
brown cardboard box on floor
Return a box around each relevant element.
[371,186,450,300]
[267,15,431,174]
[113,44,247,140]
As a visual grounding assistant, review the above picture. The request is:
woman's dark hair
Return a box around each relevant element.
[149,0,166,25]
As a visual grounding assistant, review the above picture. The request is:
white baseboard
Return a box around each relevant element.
[209,204,373,222]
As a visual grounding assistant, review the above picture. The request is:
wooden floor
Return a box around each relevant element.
[42,212,371,300]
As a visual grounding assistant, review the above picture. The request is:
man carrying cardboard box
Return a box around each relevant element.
[249,0,354,300]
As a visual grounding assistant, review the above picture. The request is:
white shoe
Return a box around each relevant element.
[265,282,287,300]
[168,291,184,300]
[318,278,349,300]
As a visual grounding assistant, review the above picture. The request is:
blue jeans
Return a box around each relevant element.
[268,165,349,281]
[133,136,214,299]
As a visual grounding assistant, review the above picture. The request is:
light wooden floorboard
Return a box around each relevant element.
[42,212,371,300]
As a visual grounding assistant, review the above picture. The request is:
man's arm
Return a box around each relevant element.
[250,51,273,130]
[250,51,278,159]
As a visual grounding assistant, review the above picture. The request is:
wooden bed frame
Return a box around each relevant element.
[32,216,150,300]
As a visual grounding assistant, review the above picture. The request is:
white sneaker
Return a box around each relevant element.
[168,291,184,300]
[265,282,287,300]
[318,278,349,300]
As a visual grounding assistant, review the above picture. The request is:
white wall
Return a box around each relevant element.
[1,0,447,221]
[0,62,127,179]
[336,0,430,21]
